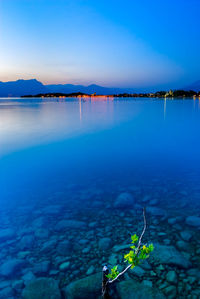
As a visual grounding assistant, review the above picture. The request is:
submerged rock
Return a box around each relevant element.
[0,280,10,289]
[59,261,70,271]
[0,286,14,298]
[187,268,200,279]
[168,218,177,225]
[130,266,145,278]
[166,270,177,284]
[22,271,36,285]
[64,272,101,299]
[12,279,24,291]
[146,207,166,218]
[0,259,28,278]
[86,265,95,275]
[55,220,86,231]
[112,244,132,253]
[35,228,49,239]
[140,260,152,270]
[98,238,112,250]
[56,240,71,255]
[150,244,191,269]
[32,217,46,228]
[0,228,15,241]
[22,278,61,299]
[142,280,153,288]
[162,285,176,298]
[176,240,190,252]
[42,205,62,215]
[32,261,50,275]
[40,239,57,253]
[19,235,35,250]
[180,231,192,241]
[114,192,134,208]
[149,199,159,206]
[185,216,200,228]
[108,253,118,267]
[117,279,165,299]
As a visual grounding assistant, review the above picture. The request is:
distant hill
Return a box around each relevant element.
[0,79,135,97]
[183,80,200,92]
[46,83,134,95]
[0,79,47,97]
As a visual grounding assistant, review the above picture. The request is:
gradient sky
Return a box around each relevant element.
[0,0,200,89]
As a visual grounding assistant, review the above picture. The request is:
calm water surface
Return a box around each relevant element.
[0,98,199,298]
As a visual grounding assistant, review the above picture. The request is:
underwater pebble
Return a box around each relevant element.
[146,207,166,218]
[12,279,24,291]
[166,270,178,284]
[98,238,112,250]
[131,266,145,278]
[56,241,71,256]
[0,259,28,278]
[82,246,91,254]
[32,261,50,275]
[168,218,177,225]
[0,228,15,242]
[22,271,36,285]
[59,261,70,271]
[180,231,192,241]
[186,216,200,228]
[55,220,86,231]
[112,244,132,253]
[86,265,95,275]
[0,286,14,298]
[0,280,11,289]
[176,240,190,252]
[114,192,134,208]
[163,285,177,297]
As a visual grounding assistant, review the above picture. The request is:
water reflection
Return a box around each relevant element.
[164,98,166,120]
[0,97,117,157]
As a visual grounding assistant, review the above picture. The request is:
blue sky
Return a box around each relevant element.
[0,0,200,89]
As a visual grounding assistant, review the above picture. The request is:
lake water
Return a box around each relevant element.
[0,97,199,298]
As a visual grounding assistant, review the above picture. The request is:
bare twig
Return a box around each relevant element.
[135,207,146,254]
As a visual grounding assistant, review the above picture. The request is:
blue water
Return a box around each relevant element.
[0,97,200,298]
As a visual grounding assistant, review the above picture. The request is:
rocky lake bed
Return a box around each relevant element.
[0,175,200,299]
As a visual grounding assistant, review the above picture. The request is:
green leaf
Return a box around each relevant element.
[113,265,118,271]
[130,245,136,249]
[148,244,154,252]
[131,234,139,243]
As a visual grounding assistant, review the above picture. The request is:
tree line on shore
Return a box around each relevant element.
[21,90,200,98]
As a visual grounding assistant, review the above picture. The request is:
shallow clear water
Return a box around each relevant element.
[0,97,199,298]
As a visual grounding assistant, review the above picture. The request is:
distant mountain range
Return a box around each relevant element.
[0,79,199,97]
[0,79,135,97]
[0,79,46,97]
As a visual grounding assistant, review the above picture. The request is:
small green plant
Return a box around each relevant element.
[124,235,154,268]
[106,234,154,280]
[106,265,119,280]
[102,208,154,298]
